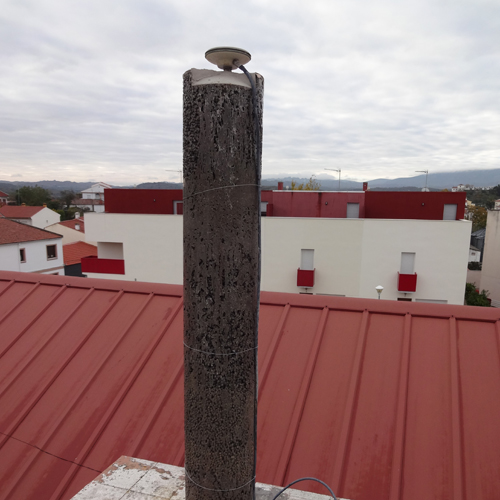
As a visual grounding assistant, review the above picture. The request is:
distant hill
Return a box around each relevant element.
[2,168,498,195]
[0,180,97,196]
[264,168,500,191]
[135,182,182,189]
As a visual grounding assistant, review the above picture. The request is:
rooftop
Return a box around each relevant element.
[57,217,85,232]
[62,241,97,266]
[0,219,61,245]
[0,271,499,500]
[0,205,46,219]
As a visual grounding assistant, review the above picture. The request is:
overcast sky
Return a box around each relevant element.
[1,0,499,185]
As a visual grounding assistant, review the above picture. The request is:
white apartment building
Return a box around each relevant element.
[84,213,471,304]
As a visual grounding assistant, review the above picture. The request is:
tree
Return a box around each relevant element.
[60,190,76,209]
[465,283,491,307]
[15,185,51,206]
[290,176,321,191]
[468,205,488,231]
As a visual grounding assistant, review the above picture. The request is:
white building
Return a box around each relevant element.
[84,213,471,304]
[46,214,95,245]
[0,219,64,275]
[73,182,112,213]
[0,205,60,229]
[480,210,500,307]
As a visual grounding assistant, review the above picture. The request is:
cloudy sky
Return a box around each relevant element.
[1,0,499,185]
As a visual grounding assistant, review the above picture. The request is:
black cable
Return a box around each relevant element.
[271,477,338,500]
[0,429,102,473]
[239,63,261,500]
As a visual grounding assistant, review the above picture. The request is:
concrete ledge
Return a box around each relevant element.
[72,456,349,500]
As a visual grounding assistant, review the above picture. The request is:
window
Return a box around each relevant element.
[400,252,415,274]
[397,297,412,302]
[443,204,457,220]
[300,249,314,270]
[46,244,57,260]
[20,248,26,263]
[346,203,360,218]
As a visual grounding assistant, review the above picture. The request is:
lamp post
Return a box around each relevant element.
[325,168,341,191]
[415,170,429,191]
[375,285,384,299]
[166,169,183,184]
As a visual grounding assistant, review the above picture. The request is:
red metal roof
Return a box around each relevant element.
[0,205,45,219]
[62,241,97,266]
[57,218,85,232]
[0,219,61,245]
[0,271,500,500]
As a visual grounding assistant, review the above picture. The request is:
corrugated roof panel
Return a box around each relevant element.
[458,319,500,500]
[1,272,500,500]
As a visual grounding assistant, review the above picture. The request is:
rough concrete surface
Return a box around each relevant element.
[71,457,349,500]
[183,68,264,500]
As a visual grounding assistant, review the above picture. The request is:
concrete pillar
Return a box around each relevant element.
[183,67,264,500]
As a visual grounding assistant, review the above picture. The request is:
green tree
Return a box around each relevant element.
[290,176,321,191]
[468,205,488,231]
[465,283,491,307]
[15,185,51,206]
[59,190,76,209]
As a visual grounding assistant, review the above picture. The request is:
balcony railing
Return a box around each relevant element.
[81,256,125,275]
[297,269,315,287]
[398,272,417,292]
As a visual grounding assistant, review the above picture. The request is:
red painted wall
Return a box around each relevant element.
[260,191,365,218]
[105,189,183,214]
[365,191,466,220]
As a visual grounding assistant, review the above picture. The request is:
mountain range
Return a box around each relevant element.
[1,168,499,195]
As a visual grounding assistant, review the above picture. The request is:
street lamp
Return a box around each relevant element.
[375,285,384,299]
[325,168,341,191]
[166,169,183,184]
[415,170,429,191]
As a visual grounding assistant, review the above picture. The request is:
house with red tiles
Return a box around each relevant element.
[0,219,64,275]
[0,204,60,229]
[46,214,94,245]
[0,191,9,205]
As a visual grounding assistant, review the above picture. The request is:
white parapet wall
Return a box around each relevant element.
[85,213,471,304]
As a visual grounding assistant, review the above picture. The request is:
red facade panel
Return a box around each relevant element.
[297,269,315,287]
[398,272,417,292]
[365,191,466,220]
[261,191,365,218]
[1,271,500,500]
[105,189,183,214]
[81,256,125,274]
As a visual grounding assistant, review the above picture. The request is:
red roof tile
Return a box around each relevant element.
[0,271,499,500]
[0,205,45,218]
[62,241,97,266]
[58,218,85,232]
[0,219,61,244]
[0,191,8,198]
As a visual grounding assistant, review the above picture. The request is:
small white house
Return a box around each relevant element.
[0,205,60,229]
[45,215,94,245]
[72,182,112,213]
[0,219,64,275]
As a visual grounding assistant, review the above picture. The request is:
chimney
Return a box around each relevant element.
[183,47,263,500]
[75,211,80,219]
[363,181,368,191]
[43,203,47,207]
[278,181,284,190]
[21,203,26,206]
